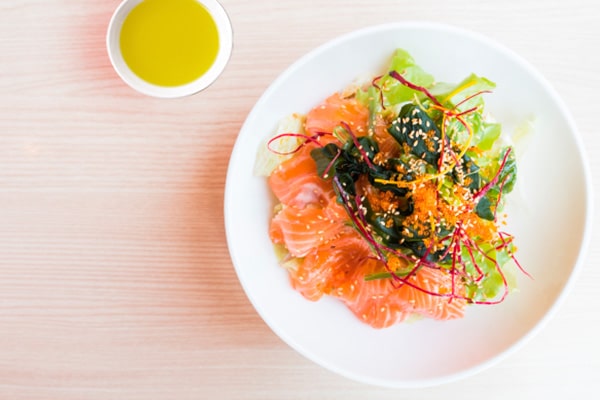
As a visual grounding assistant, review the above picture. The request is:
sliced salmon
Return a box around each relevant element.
[288,232,371,301]
[336,262,466,328]
[305,93,369,138]
[391,267,467,321]
[268,146,334,209]
[335,258,412,328]
[269,200,351,258]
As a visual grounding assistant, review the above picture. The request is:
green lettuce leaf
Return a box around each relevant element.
[431,73,496,110]
[379,49,435,106]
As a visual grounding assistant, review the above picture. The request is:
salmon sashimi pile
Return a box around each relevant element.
[259,49,527,328]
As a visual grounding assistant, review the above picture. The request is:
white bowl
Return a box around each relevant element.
[224,22,593,388]
[106,0,232,98]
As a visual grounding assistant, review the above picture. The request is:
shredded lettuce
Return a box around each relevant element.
[254,113,305,176]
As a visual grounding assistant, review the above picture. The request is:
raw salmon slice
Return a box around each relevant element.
[268,146,334,209]
[269,200,350,258]
[330,259,466,328]
[334,258,412,328]
[393,267,467,321]
[305,93,369,137]
[288,232,371,301]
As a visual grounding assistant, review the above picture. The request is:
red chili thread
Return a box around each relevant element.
[388,70,442,107]
[267,131,332,155]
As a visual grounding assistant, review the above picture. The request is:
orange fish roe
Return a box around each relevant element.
[362,183,402,214]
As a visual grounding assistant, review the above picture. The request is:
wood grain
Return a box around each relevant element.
[0,0,599,399]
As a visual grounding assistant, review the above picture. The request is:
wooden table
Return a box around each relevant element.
[1,0,598,398]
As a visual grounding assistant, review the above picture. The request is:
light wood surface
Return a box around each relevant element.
[1,0,599,398]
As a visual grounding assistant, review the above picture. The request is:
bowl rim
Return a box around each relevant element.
[224,21,594,388]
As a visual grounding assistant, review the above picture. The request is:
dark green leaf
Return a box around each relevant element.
[352,136,379,161]
[310,143,340,178]
[453,154,481,192]
[369,214,404,246]
[337,172,357,196]
[388,104,442,166]
[475,195,495,221]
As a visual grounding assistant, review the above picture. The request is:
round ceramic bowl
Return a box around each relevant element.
[106,0,232,98]
[224,22,592,388]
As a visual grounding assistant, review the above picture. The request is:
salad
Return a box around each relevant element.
[256,49,528,328]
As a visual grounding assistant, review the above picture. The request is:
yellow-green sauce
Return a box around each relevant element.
[120,0,219,87]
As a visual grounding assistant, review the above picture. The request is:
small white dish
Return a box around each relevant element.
[106,0,232,98]
[224,22,593,388]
